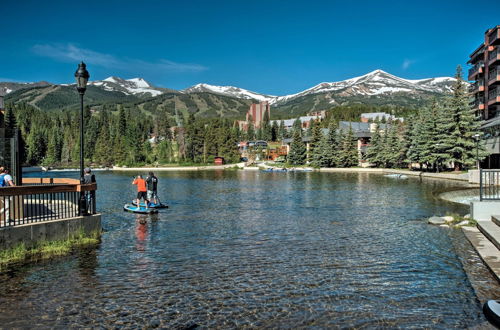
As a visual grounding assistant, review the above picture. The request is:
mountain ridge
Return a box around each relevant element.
[1,69,463,117]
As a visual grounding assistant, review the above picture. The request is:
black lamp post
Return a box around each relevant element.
[473,133,481,170]
[74,62,89,215]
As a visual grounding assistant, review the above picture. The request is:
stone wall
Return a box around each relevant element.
[0,214,101,250]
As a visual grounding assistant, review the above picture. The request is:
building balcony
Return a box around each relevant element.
[468,62,484,80]
[488,46,500,66]
[488,88,500,106]
[488,68,500,86]
[488,27,500,45]
[469,44,485,64]
[471,97,485,110]
[471,80,485,92]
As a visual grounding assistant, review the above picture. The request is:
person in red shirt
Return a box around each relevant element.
[132,175,149,209]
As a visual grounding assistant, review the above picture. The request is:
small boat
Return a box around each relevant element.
[484,300,500,327]
[132,201,168,209]
[261,167,287,172]
[123,204,159,214]
[384,173,408,179]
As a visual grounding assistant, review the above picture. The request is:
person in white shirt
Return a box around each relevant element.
[1,168,15,223]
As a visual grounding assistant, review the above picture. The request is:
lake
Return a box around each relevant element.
[0,170,498,328]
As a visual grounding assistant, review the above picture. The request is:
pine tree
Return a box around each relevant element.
[446,65,486,170]
[4,106,17,138]
[278,120,286,141]
[287,129,306,165]
[338,126,358,167]
[271,121,278,142]
[261,110,271,141]
[292,118,302,134]
[312,132,328,167]
[323,121,340,167]
[366,124,383,167]
[247,122,255,141]
[308,122,321,163]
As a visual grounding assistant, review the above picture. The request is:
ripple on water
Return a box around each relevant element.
[0,171,496,328]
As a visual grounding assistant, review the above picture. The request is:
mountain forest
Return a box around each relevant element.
[2,67,485,172]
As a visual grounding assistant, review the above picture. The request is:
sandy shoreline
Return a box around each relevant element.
[109,165,471,182]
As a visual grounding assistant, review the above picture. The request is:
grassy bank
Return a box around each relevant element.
[0,230,100,269]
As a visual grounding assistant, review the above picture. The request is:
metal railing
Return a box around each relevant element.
[469,62,484,77]
[0,178,97,228]
[489,47,499,61]
[488,88,499,100]
[480,169,500,201]
[489,29,499,44]
[488,69,498,81]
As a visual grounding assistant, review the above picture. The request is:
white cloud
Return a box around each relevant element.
[32,43,208,73]
[402,59,415,70]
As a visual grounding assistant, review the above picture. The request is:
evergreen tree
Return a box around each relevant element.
[338,126,358,167]
[4,106,17,138]
[446,65,486,170]
[261,110,271,141]
[292,118,302,135]
[322,121,340,167]
[271,121,278,142]
[247,122,255,141]
[26,126,46,165]
[366,124,383,167]
[278,120,286,141]
[287,129,306,165]
[308,122,321,163]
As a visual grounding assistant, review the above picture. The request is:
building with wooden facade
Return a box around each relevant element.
[468,25,500,168]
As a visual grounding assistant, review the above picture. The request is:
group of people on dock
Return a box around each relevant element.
[132,172,159,209]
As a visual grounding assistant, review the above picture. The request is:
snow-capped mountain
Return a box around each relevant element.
[89,76,165,97]
[0,81,52,95]
[181,70,460,106]
[1,70,463,115]
[270,70,459,105]
[182,83,275,102]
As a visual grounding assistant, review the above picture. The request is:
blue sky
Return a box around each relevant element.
[1,0,499,95]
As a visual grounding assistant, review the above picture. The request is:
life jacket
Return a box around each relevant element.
[0,174,6,187]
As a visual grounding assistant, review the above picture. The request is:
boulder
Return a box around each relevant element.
[428,216,446,225]
[458,220,470,226]
[442,216,454,223]
[464,214,471,219]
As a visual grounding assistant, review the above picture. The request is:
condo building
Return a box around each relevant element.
[237,101,271,131]
[468,25,500,168]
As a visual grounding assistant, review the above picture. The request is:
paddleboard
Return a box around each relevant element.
[123,204,159,214]
[484,300,500,327]
[132,201,168,209]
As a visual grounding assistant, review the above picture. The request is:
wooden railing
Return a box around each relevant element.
[0,178,97,228]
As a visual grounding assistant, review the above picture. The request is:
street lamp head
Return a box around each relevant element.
[473,133,481,140]
[74,62,90,94]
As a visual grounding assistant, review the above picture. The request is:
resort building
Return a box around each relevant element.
[468,25,500,168]
[360,112,403,123]
[282,121,389,166]
[237,101,271,131]
[270,112,326,131]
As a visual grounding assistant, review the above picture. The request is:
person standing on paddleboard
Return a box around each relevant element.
[132,175,149,209]
[146,172,158,205]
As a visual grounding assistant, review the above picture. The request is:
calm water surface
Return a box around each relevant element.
[0,170,498,328]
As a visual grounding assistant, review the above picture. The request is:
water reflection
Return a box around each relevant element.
[1,170,497,328]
